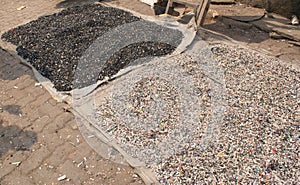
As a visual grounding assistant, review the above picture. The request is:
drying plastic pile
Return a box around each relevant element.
[1,4,179,91]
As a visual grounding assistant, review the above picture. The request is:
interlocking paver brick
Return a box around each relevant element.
[1,98,17,107]
[83,151,143,185]
[25,115,51,133]
[1,114,31,129]
[17,94,36,108]
[43,112,73,133]
[57,159,89,185]
[57,125,84,146]
[0,150,31,179]
[0,121,21,137]
[67,119,78,130]
[55,112,74,125]
[0,158,16,179]
[43,120,64,134]
[10,128,36,150]
[1,170,34,185]
[36,131,64,152]
[36,101,63,119]
[3,80,18,90]
[14,119,32,129]
[23,85,45,98]
[48,98,58,106]
[68,142,93,164]
[22,99,55,122]
[22,93,51,113]
[0,95,12,103]
[30,166,62,185]
[1,65,26,81]
[14,76,35,90]
[6,89,29,101]
[44,143,75,167]
[18,146,50,174]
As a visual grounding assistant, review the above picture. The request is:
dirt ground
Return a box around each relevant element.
[202,4,300,70]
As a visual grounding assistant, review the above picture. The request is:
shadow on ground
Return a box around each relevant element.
[0,118,36,157]
[203,17,269,43]
[0,48,33,81]
[1,105,22,116]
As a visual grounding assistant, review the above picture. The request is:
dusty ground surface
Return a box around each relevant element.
[0,0,299,184]
[203,4,300,69]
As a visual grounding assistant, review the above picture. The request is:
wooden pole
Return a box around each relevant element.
[196,0,211,27]
[165,0,173,14]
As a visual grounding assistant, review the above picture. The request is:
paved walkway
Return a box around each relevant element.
[1,0,299,184]
[0,0,145,184]
[0,49,143,185]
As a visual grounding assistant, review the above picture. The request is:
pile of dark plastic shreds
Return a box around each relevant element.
[98,41,175,81]
[1,4,177,91]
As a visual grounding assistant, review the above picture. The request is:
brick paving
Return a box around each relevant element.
[0,48,144,185]
[0,0,61,34]
[0,0,150,184]
[1,0,299,184]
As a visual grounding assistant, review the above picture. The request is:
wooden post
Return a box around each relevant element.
[196,0,211,27]
[165,0,173,14]
[195,0,204,21]
[164,0,211,27]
